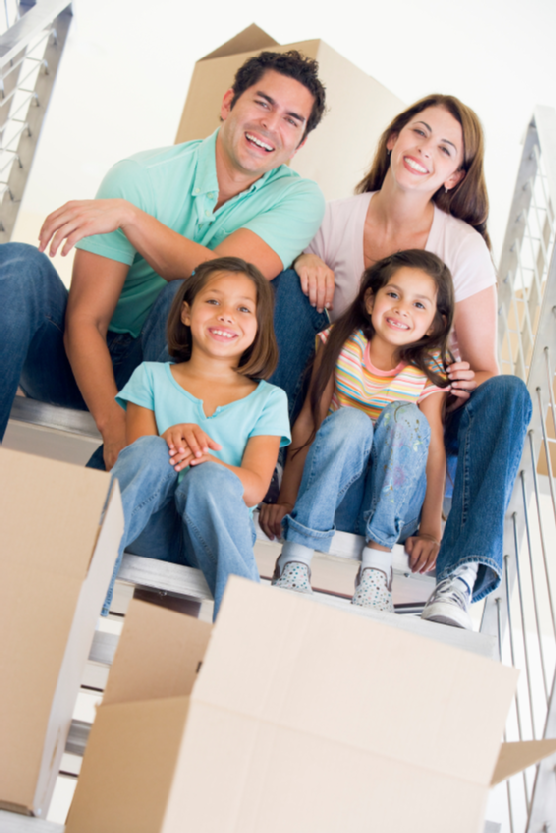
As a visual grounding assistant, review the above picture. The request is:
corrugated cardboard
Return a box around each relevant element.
[175,26,405,201]
[65,582,556,833]
[0,448,124,817]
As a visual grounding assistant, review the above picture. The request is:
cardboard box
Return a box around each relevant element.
[0,448,124,818]
[66,581,556,833]
[175,25,405,201]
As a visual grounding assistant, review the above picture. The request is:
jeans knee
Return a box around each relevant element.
[323,407,373,448]
[118,435,169,469]
[0,242,56,281]
[177,461,242,501]
[378,401,430,443]
[476,375,532,423]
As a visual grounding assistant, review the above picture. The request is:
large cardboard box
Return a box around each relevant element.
[66,581,556,833]
[175,24,405,200]
[0,448,124,818]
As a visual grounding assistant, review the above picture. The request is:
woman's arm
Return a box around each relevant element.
[448,285,499,402]
[404,393,446,573]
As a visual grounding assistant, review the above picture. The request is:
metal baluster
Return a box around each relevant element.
[520,468,550,703]
[504,554,531,810]
[512,512,538,739]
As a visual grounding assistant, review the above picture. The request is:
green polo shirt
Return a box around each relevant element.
[76,129,325,337]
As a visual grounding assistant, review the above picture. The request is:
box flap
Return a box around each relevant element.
[193,578,518,787]
[200,24,278,61]
[66,697,189,833]
[0,448,111,580]
[103,599,212,705]
[491,739,556,785]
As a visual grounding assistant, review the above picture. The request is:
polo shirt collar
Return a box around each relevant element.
[192,127,282,201]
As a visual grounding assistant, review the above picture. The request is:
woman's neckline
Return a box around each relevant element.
[362,191,438,263]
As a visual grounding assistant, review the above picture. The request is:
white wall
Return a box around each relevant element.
[12,0,556,285]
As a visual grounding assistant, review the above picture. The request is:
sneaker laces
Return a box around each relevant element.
[429,576,471,611]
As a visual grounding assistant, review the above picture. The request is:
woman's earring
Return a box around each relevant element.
[387,149,391,156]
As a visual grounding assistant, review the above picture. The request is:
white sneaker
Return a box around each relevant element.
[351,567,394,613]
[271,561,313,594]
[421,576,473,630]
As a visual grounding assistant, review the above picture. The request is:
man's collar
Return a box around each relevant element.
[193,128,281,201]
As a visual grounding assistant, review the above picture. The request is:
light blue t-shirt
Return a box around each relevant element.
[116,363,291,474]
[76,129,325,338]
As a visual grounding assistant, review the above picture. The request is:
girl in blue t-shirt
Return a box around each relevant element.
[105,256,290,619]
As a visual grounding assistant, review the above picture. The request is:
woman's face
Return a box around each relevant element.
[387,106,465,196]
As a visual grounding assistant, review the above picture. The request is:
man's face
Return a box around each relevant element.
[218,69,315,176]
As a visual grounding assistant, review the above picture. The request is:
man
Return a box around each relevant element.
[0,50,326,469]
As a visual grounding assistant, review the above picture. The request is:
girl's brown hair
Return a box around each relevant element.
[356,94,491,249]
[304,250,455,449]
[167,257,278,380]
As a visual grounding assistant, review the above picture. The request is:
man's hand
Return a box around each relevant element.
[162,423,222,472]
[38,199,134,258]
[446,361,476,410]
[102,409,128,471]
[294,253,335,314]
[258,501,294,541]
[404,533,440,574]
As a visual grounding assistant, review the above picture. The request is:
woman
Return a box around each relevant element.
[262,94,532,629]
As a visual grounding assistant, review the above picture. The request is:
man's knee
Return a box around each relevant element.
[0,242,57,282]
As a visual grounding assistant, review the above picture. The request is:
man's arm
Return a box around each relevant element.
[64,249,130,470]
[39,199,284,280]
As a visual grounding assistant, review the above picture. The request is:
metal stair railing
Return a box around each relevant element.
[480,105,556,833]
[0,0,71,239]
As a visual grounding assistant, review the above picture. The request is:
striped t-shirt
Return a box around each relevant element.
[319,328,448,423]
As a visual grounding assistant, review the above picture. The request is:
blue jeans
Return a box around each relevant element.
[269,268,329,423]
[0,242,181,457]
[283,404,430,551]
[104,435,259,619]
[437,375,532,601]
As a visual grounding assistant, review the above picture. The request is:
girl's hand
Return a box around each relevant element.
[258,501,294,541]
[38,199,134,257]
[446,361,476,409]
[162,423,222,471]
[294,253,335,314]
[404,534,440,574]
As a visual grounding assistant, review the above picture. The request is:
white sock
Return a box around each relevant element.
[361,545,393,581]
[451,562,479,596]
[278,541,314,573]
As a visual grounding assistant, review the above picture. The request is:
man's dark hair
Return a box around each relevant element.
[230,50,326,138]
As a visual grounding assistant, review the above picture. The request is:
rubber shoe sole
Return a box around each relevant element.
[421,600,473,630]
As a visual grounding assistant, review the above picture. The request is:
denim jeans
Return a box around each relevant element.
[104,435,259,619]
[437,375,532,601]
[269,268,329,423]
[282,404,430,552]
[0,241,181,455]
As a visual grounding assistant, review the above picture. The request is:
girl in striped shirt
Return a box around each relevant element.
[259,250,455,611]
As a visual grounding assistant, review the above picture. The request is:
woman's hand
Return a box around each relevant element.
[294,253,335,314]
[446,360,476,409]
[258,501,294,541]
[162,423,222,472]
[404,533,440,574]
[38,199,135,257]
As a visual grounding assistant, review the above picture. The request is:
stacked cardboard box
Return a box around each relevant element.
[66,579,556,832]
[0,448,123,817]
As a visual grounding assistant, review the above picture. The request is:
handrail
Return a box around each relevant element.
[481,105,556,832]
[0,0,69,68]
